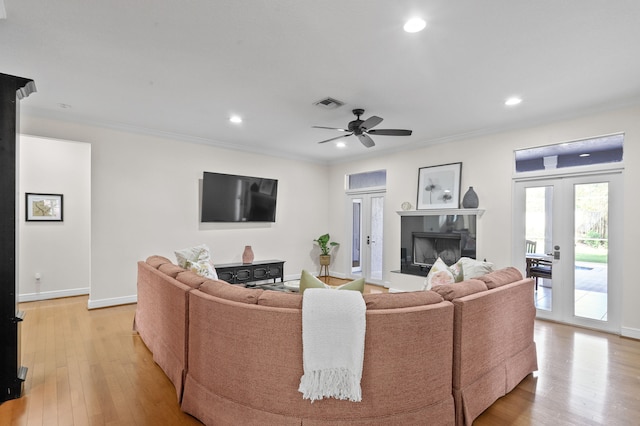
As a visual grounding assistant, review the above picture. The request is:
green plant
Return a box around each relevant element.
[313,233,339,255]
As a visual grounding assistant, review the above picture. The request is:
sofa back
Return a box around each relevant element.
[451,278,536,388]
[450,275,537,425]
[183,286,455,424]
[135,257,213,401]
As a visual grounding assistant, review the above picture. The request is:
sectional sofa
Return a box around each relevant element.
[135,256,537,425]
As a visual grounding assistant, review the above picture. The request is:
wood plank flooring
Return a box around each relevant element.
[1,292,639,425]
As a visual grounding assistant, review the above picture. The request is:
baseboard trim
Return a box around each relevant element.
[621,326,640,340]
[87,295,137,310]
[19,287,90,302]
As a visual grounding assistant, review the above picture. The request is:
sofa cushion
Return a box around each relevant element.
[476,267,524,289]
[176,271,209,289]
[299,269,364,294]
[431,279,488,301]
[363,291,443,310]
[199,279,263,304]
[257,290,303,308]
[146,255,172,269]
[158,263,185,278]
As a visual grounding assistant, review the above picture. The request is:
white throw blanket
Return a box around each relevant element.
[298,288,366,402]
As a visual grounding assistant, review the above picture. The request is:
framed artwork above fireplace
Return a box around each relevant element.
[417,162,462,209]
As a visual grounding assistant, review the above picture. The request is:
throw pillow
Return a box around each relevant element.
[423,257,463,290]
[174,244,219,280]
[454,257,494,279]
[299,269,365,294]
[186,259,218,280]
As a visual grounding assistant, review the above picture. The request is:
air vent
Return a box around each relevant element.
[313,97,344,109]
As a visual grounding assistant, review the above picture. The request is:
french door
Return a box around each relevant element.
[513,172,622,333]
[348,192,384,284]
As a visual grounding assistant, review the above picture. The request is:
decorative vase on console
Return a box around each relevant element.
[242,245,254,264]
[462,186,479,208]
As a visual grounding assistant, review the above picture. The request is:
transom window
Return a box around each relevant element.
[347,170,386,191]
[515,134,623,173]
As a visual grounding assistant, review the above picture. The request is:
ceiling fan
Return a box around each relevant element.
[313,108,412,148]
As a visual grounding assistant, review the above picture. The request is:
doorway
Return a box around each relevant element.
[513,172,622,333]
[348,192,384,284]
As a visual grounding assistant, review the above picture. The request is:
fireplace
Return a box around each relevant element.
[413,232,463,266]
[400,213,477,276]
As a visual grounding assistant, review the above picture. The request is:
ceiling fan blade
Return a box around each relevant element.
[357,133,375,148]
[318,133,353,144]
[367,129,413,136]
[312,126,350,132]
[359,115,383,131]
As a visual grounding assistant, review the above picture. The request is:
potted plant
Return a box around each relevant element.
[314,233,339,266]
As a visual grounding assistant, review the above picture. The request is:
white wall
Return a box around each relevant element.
[18,135,91,301]
[327,105,640,338]
[20,116,331,308]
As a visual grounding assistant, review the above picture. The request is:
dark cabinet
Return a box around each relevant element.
[215,260,285,285]
[1,73,36,403]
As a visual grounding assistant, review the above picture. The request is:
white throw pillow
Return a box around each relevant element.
[175,244,219,279]
[423,258,462,290]
[455,257,494,279]
[186,259,218,280]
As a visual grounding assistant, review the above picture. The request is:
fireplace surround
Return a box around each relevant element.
[398,209,482,276]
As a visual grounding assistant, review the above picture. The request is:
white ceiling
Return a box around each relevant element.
[2,1,640,164]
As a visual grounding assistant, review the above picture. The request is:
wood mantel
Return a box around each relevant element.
[396,208,485,217]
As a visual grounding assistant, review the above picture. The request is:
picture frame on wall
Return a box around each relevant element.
[25,193,63,222]
[417,162,462,209]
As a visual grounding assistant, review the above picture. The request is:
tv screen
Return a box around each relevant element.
[201,171,278,222]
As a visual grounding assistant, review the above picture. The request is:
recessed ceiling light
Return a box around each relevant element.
[505,97,522,106]
[336,141,346,148]
[579,153,591,157]
[229,115,242,124]
[404,17,426,33]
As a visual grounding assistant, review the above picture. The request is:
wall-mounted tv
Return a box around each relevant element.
[201,171,278,222]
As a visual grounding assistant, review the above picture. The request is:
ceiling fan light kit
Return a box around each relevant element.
[313,108,412,148]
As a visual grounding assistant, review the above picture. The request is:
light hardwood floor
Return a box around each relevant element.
[1,293,639,425]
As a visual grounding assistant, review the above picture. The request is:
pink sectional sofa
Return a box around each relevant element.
[430,269,538,425]
[134,256,207,400]
[135,256,537,425]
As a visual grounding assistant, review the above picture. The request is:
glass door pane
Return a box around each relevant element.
[573,182,609,321]
[369,195,384,281]
[348,193,384,284]
[351,199,362,274]
[525,185,554,311]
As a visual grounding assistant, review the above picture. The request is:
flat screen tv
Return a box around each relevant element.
[201,171,278,222]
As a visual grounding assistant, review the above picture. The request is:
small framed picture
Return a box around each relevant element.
[417,163,462,209]
[25,193,64,222]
